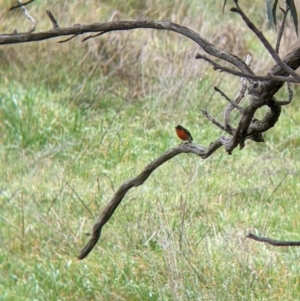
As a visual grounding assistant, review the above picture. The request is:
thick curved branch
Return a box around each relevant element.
[248,101,281,133]
[79,89,291,259]
[0,20,253,76]
[223,49,299,151]
[78,141,224,259]
[3,12,300,83]
[247,83,293,137]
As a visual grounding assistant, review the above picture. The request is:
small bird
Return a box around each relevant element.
[175,125,193,143]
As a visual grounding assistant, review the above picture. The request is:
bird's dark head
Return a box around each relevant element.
[175,125,184,130]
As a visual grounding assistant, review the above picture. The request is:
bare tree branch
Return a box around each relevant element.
[214,86,244,114]
[243,83,292,141]
[58,34,79,43]
[247,233,300,246]
[81,32,106,42]
[231,1,300,81]
[223,55,250,131]
[78,82,293,258]
[276,6,290,53]
[195,53,300,83]
[0,19,253,75]
[66,182,94,218]
[201,109,233,134]
[46,10,59,29]
[9,0,35,11]
[1,14,299,84]
[78,142,225,260]
[73,6,299,258]
[273,82,293,105]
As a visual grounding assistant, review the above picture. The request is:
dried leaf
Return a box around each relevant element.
[272,0,279,26]
[267,0,275,29]
[286,0,299,36]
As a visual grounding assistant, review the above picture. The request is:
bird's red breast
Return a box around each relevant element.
[175,125,193,142]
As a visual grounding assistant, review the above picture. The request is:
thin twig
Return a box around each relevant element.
[201,110,225,131]
[223,55,250,129]
[195,53,299,83]
[268,173,288,200]
[18,0,36,33]
[81,32,107,42]
[231,2,300,81]
[9,0,35,11]
[275,7,289,53]
[46,184,67,214]
[67,182,94,218]
[58,34,79,43]
[101,173,115,193]
[247,233,300,246]
[46,10,59,28]
[214,86,244,113]
[201,109,234,135]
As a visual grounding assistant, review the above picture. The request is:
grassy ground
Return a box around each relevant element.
[1,1,300,300]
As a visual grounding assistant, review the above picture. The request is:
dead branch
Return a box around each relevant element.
[9,0,35,11]
[46,10,59,29]
[223,55,250,130]
[273,82,293,105]
[78,77,291,258]
[247,82,293,135]
[247,233,300,246]
[231,1,300,81]
[195,53,299,83]
[78,142,224,259]
[201,109,233,134]
[276,6,290,53]
[81,32,106,42]
[66,182,94,218]
[1,11,300,84]
[214,86,244,114]
[75,3,299,258]
[58,34,79,43]
[0,19,254,76]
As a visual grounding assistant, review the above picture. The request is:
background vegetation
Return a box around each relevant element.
[1,0,300,300]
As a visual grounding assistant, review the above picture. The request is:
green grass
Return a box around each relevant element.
[1,1,300,300]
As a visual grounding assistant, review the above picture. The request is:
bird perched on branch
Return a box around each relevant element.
[175,125,193,143]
